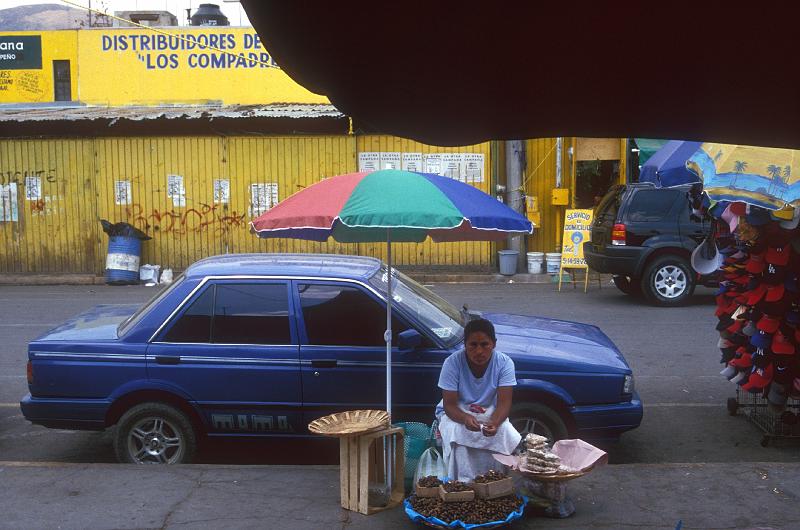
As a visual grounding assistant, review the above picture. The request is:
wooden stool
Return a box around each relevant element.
[338,426,405,515]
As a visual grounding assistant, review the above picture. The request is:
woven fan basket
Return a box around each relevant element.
[307,409,390,436]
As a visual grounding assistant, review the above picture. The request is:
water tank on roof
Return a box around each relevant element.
[190,4,229,26]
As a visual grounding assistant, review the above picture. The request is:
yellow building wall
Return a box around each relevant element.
[1,134,495,274]
[76,28,329,105]
[0,28,329,105]
[523,138,626,253]
[0,138,97,272]
[0,31,78,104]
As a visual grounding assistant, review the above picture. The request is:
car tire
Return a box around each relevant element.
[612,275,642,296]
[509,403,569,443]
[113,402,197,464]
[641,255,695,306]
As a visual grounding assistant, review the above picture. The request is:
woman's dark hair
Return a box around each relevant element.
[464,318,496,342]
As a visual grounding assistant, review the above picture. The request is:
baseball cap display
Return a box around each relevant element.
[704,193,800,432]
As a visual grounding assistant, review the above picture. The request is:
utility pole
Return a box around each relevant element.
[506,140,526,272]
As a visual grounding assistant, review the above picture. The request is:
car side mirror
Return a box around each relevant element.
[398,329,422,351]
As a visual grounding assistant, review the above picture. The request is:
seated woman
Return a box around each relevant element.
[435,318,521,482]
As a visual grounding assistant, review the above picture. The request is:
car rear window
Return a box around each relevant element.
[595,185,625,220]
[625,189,680,222]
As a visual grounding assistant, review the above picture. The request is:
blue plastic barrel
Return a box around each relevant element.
[105,235,142,285]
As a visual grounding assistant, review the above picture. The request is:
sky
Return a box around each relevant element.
[5,0,252,27]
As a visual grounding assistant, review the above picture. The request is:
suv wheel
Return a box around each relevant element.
[114,402,197,464]
[612,275,642,296]
[509,403,568,443]
[641,255,695,306]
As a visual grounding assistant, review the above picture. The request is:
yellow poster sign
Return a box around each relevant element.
[558,209,594,292]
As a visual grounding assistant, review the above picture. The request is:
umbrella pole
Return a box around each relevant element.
[385,230,393,499]
[386,230,392,419]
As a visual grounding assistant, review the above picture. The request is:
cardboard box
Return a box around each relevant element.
[471,477,514,499]
[438,484,475,503]
[414,484,440,498]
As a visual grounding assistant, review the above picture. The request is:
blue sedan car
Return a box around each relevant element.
[21,254,642,464]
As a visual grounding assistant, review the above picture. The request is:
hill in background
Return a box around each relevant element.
[0,3,87,30]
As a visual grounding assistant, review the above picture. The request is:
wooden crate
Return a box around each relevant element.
[339,426,405,515]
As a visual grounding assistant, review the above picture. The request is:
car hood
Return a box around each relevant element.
[483,312,631,373]
[33,304,140,342]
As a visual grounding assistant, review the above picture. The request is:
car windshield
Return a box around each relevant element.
[117,274,186,336]
[368,266,464,347]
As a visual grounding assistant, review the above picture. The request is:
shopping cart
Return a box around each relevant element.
[727,387,800,446]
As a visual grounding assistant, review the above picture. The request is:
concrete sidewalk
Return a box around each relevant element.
[1,461,796,529]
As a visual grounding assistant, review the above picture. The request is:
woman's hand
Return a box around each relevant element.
[463,414,482,431]
[481,422,497,437]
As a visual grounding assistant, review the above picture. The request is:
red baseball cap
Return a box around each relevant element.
[766,245,791,266]
[765,283,786,302]
[757,315,781,333]
[772,331,796,355]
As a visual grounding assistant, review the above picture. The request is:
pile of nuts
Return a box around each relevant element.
[473,470,507,484]
[417,475,443,488]
[441,480,473,493]
[408,494,523,524]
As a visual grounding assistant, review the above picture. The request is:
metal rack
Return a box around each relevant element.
[727,387,800,446]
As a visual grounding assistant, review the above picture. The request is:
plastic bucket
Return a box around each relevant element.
[526,252,544,274]
[498,250,519,275]
[394,422,431,491]
[105,235,142,285]
[545,252,562,274]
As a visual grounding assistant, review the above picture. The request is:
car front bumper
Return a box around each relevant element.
[20,393,108,431]
[571,391,643,440]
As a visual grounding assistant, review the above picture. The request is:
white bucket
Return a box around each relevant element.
[545,252,562,274]
[526,252,544,274]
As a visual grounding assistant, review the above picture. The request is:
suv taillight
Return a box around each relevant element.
[611,223,626,246]
[27,360,33,385]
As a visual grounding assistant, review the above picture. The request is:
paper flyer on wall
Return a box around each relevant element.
[0,183,19,222]
[380,152,401,170]
[442,153,465,181]
[358,152,380,172]
[464,153,485,183]
[167,174,186,207]
[402,153,423,172]
[114,180,131,205]
[250,183,279,217]
[213,179,230,204]
[25,176,42,201]
[423,153,443,175]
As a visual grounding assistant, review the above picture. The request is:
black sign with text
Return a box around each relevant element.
[0,35,42,70]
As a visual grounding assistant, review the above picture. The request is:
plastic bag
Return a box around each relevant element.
[413,446,447,487]
[100,219,152,240]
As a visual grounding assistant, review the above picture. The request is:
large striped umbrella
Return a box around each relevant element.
[250,169,533,416]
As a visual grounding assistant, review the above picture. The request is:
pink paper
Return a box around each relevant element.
[551,439,607,472]
[492,438,607,474]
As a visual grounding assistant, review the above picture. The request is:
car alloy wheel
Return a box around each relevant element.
[652,264,687,299]
[127,416,185,464]
[114,402,196,464]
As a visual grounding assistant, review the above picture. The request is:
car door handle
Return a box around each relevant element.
[155,355,180,365]
[311,359,338,368]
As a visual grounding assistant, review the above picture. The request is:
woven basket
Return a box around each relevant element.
[307,409,390,436]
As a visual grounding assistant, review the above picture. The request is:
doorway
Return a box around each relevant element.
[52,60,71,101]
[575,159,619,209]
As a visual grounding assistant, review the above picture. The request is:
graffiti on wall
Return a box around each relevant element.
[125,202,247,235]
[0,168,57,185]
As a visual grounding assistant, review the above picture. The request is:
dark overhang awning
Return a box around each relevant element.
[242,2,800,148]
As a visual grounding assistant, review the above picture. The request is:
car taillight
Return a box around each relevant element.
[27,361,33,385]
[611,223,626,246]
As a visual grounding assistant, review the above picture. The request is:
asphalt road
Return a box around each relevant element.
[1,281,798,466]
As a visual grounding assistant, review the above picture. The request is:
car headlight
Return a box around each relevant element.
[623,374,635,395]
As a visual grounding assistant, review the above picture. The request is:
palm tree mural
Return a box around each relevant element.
[766,164,783,195]
[731,160,748,188]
